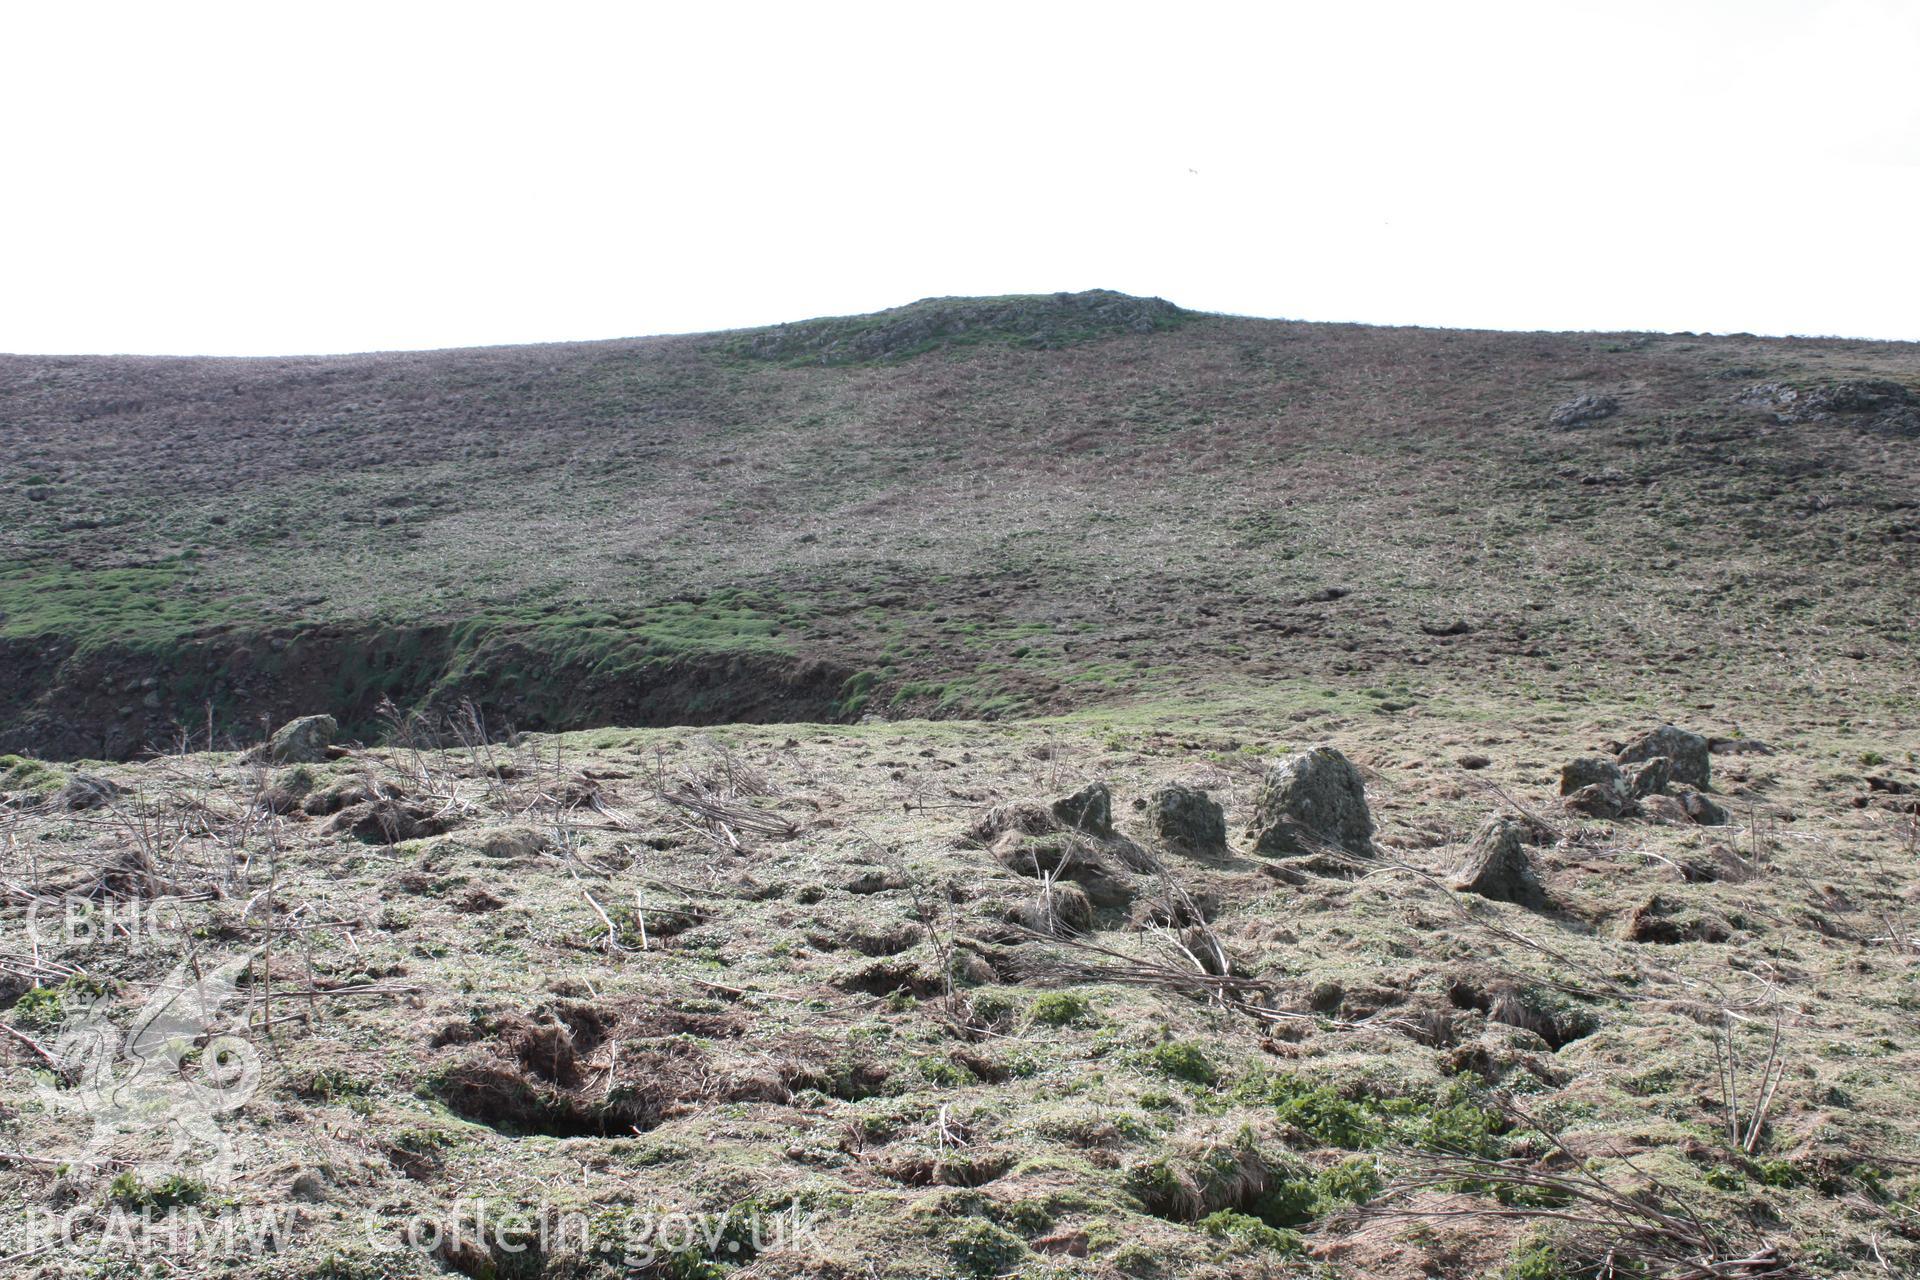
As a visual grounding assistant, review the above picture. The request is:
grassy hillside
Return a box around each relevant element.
[3,291,1916,757]
[2,295,1918,1279]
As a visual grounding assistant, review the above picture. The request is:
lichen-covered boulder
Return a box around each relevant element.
[1144,784,1227,857]
[1050,783,1114,838]
[1560,757,1626,796]
[1550,393,1620,427]
[1450,816,1551,910]
[253,714,338,766]
[1559,757,1632,818]
[1245,746,1374,858]
[1617,725,1710,790]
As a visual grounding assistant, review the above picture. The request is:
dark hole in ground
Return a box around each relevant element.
[1446,978,1600,1051]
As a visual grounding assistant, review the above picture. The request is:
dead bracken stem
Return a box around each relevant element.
[1714,994,1787,1156]
[1373,1098,1798,1278]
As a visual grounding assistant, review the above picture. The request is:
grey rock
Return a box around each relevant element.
[252,714,338,765]
[1628,756,1672,799]
[1800,380,1915,415]
[473,825,554,860]
[1550,393,1620,427]
[1617,725,1710,790]
[1560,757,1629,799]
[1050,783,1114,838]
[1143,784,1227,856]
[1674,787,1729,826]
[1245,746,1374,858]
[1450,816,1551,909]
[1740,380,1917,437]
[1564,783,1635,820]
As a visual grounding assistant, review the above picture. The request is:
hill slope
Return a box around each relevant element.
[3,296,1919,1280]
[2,290,1916,757]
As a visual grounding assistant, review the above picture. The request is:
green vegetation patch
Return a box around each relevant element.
[0,558,245,650]
[0,754,63,797]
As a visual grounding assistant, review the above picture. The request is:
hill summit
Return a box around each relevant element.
[734,289,1189,364]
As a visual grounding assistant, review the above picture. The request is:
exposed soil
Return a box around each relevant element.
[0,625,858,760]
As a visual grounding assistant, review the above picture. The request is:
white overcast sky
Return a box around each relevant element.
[3,1,1916,355]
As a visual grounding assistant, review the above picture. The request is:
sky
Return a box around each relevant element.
[3,0,1917,355]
